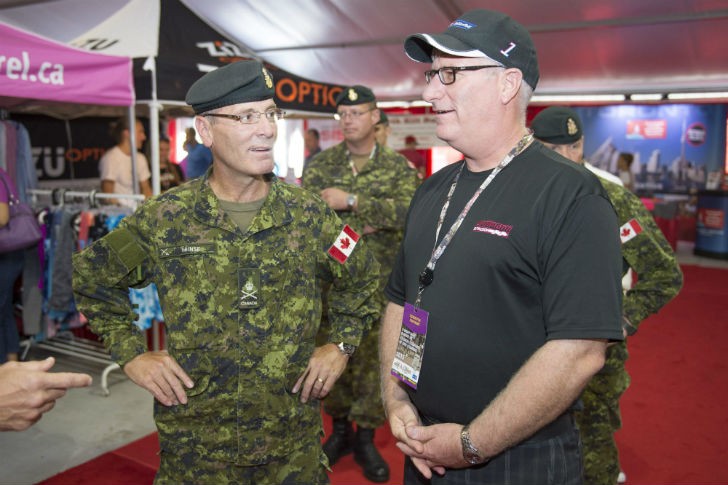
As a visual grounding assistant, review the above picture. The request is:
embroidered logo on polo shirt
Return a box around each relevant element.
[473,220,513,238]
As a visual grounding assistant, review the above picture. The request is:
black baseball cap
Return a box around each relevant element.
[404,9,539,90]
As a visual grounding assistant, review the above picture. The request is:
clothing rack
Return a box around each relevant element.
[22,188,147,395]
[27,188,145,207]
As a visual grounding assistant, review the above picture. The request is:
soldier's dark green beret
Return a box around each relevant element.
[335,85,377,106]
[377,110,389,125]
[186,60,275,114]
[531,106,583,144]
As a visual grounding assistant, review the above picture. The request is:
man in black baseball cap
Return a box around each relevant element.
[380,9,624,485]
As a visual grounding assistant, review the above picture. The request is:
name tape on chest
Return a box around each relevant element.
[159,244,215,258]
[328,224,360,263]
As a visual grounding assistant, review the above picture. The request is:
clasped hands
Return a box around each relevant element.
[387,399,481,479]
[124,345,349,407]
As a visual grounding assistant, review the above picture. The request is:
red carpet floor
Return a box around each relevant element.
[615,264,728,484]
[39,265,728,485]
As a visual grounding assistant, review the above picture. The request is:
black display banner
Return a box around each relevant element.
[130,1,343,114]
[15,114,125,181]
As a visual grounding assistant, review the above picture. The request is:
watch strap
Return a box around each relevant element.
[336,342,356,356]
[460,424,483,464]
[346,194,357,210]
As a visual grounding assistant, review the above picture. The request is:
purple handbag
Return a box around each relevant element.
[0,176,42,253]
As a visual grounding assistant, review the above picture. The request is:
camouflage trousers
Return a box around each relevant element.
[574,342,630,485]
[322,319,385,429]
[154,433,329,485]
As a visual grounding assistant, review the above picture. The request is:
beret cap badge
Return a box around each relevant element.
[567,118,578,136]
[262,67,273,89]
[348,88,358,102]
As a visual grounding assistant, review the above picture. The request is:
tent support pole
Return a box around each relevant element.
[145,56,161,197]
[127,106,139,197]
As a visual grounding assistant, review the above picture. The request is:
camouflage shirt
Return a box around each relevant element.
[302,141,419,292]
[72,175,380,465]
[598,177,683,332]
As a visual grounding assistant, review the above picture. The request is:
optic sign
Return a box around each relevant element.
[686,122,707,147]
[626,119,667,139]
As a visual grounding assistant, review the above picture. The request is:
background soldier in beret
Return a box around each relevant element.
[302,85,419,483]
[532,106,683,485]
[73,60,381,485]
[373,110,391,147]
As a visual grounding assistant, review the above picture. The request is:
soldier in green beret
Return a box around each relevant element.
[374,110,391,147]
[302,85,419,483]
[73,60,381,485]
[531,106,684,485]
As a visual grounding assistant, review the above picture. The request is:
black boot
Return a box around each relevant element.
[354,427,390,483]
[322,418,354,466]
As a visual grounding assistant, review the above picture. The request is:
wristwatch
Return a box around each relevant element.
[460,424,483,464]
[346,194,357,211]
[336,342,357,356]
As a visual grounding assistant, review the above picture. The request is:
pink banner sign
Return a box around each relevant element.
[0,22,134,106]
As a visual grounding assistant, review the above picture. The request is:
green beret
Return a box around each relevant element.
[335,85,376,106]
[531,106,583,144]
[377,110,389,125]
[186,60,275,114]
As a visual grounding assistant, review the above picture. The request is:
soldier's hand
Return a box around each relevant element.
[293,343,348,403]
[319,188,349,211]
[123,351,194,406]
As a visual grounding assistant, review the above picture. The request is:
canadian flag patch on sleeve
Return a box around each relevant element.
[328,224,360,263]
[619,218,643,243]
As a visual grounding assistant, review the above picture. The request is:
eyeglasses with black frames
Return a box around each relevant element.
[334,108,375,121]
[424,65,503,85]
[204,108,285,124]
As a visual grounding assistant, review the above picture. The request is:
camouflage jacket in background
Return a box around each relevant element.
[302,141,419,291]
[598,177,683,332]
[72,175,381,466]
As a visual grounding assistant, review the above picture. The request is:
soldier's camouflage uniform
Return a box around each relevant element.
[302,141,419,428]
[575,176,683,485]
[72,175,381,485]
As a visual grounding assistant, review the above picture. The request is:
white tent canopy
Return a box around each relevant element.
[2,0,728,102]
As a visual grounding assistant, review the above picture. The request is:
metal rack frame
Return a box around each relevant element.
[23,188,144,396]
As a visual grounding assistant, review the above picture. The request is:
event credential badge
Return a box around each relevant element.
[391,303,429,390]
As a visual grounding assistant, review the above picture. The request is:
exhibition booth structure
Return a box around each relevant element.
[0,21,147,393]
[3,3,728,385]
